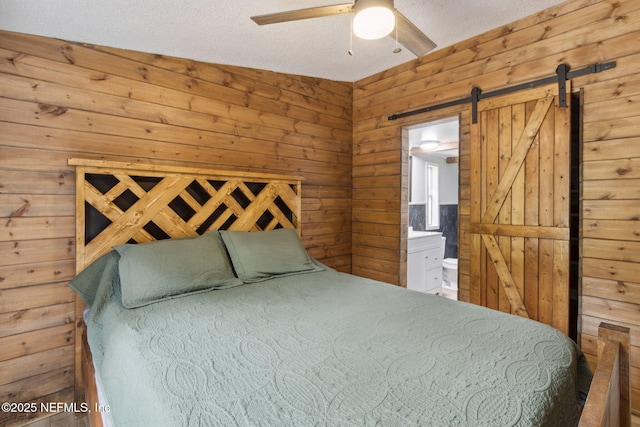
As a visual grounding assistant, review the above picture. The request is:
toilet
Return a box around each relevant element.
[442,258,458,291]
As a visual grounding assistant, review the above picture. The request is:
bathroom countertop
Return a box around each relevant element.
[408,230,442,239]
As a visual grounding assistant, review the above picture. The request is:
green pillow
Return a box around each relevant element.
[114,232,242,308]
[220,228,323,283]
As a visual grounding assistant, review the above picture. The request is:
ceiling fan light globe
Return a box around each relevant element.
[353,6,395,40]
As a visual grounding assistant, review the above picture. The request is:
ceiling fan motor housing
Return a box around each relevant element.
[354,0,394,12]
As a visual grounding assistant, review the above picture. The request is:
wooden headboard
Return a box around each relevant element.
[69,158,303,414]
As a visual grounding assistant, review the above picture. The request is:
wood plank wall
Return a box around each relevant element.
[352,0,640,411]
[0,31,352,426]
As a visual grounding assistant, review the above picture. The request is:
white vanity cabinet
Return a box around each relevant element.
[407,231,443,294]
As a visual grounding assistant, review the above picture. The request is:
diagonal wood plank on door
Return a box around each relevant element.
[481,234,529,318]
[481,96,554,225]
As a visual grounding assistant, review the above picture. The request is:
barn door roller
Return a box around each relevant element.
[388,62,616,124]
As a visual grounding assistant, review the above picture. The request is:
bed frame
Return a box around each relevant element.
[70,158,303,426]
[69,158,631,427]
[579,323,632,427]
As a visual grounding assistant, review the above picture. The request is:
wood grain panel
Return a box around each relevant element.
[0,283,75,313]
[0,346,74,386]
[0,324,74,362]
[0,260,75,290]
[0,303,74,338]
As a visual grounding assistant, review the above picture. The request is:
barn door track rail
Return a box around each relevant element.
[387,62,616,124]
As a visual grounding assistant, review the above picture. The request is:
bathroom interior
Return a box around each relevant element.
[407,116,459,299]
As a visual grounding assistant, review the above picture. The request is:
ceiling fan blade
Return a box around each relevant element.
[392,10,437,57]
[251,4,354,26]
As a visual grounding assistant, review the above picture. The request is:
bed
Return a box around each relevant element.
[67,158,630,427]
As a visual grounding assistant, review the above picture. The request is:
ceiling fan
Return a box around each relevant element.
[250,0,437,57]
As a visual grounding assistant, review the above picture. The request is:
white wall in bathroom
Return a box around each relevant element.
[410,156,427,204]
[439,160,458,205]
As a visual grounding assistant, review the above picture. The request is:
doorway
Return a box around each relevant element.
[406,116,460,298]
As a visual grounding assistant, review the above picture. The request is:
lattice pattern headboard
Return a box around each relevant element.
[70,159,304,269]
[69,158,303,401]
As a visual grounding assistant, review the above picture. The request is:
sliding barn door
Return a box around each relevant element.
[469,85,571,335]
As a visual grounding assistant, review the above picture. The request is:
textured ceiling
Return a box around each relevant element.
[0,0,567,82]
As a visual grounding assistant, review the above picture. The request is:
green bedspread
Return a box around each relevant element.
[73,253,591,426]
